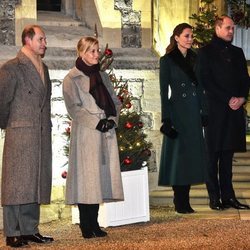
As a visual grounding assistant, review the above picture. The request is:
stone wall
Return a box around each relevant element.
[0,0,20,45]
[15,0,37,46]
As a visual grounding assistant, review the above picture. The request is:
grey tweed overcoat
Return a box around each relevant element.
[0,51,52,205]
[63,67,124,204]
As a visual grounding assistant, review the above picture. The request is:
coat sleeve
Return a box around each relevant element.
[0,63,17,129]
[63,74,100,129]
[237,48,250,99]
[160,56,172,122]
[196,48,232,105]
[101,72,121,126]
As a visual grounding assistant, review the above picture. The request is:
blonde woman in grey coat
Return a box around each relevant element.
[63,36,124,239]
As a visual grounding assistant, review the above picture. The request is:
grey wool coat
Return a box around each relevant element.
[158,48,208,186]
[63,67,124,204]
[0,51,52,206]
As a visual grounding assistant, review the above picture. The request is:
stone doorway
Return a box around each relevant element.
[37,0,61,11]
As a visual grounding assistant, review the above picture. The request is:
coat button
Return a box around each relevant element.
[182,93,187,98]
[193,92,196,96]
[191,82,196,86]
[181,83,185,87]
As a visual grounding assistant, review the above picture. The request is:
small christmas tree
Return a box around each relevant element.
[190,0,218,48]
[227,0,250,28]
[62,46,152,176]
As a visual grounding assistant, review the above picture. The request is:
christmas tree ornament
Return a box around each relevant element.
[123,157,132,165]
[142,149,151,157]
[118,95,124,103]
[125,102,132,109]
[65,126,71,135]
[138,122,143,128]
[61,170,67,179]
[125,122,133,129]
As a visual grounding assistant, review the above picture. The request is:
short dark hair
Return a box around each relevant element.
[215,15,232,28]
[21,25,44,45]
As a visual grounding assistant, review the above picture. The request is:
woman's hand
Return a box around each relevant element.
[160,119,178,139]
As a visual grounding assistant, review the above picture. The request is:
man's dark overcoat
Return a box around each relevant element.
[196,36,250,153]
[158,48,208,186]
[0,51,52,205]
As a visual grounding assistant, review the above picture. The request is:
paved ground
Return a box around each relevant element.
[0,206,249,249]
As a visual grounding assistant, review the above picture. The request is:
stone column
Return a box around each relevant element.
[0,0,20,45]
[115,0,142,48]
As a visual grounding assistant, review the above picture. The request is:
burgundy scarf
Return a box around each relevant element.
[76,57,116,117]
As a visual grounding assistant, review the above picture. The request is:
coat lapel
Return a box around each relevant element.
[168,47,197,84]
[17,51,46,98]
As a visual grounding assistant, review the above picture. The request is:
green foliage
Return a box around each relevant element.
[190,0,218,48]
[227,0,250,28]
[117,112,152,171]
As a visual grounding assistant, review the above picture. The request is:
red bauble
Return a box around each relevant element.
[118,95,124,103]
[142,149,151,157]
[61,171,67,179]
[104,48,113,57]
[123,157,132,165]
[138,122,143,128]
[109,74,116,81]
[125,102,132,109]
[124,122,133,129]
[65,126,71,135]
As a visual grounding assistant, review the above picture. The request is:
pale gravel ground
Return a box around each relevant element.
[0,206,249,249]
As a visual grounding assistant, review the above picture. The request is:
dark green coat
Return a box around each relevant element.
[158,48,207,186]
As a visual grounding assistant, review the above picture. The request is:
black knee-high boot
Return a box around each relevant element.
[89,204,107,237]
[172,185,194,214]
[183,185,195,213]
[173,185,184,213]
[78,204,95,239]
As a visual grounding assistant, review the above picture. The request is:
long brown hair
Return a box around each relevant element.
[166,23,192,54]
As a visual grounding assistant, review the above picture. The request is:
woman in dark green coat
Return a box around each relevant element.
[158,23,208,213]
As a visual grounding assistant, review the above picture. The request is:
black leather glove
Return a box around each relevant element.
[96,119,116,132]
[160,119,178,139]
[106,119,116,130]
[201,115,208,127]
[96,119,109,133]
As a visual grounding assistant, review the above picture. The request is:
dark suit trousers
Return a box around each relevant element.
[206,150,235,202]
[3,203,40,237]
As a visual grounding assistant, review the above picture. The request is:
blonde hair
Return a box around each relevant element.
[77,36,99,56]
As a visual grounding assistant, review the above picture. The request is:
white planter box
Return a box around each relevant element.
[72,167,150,227]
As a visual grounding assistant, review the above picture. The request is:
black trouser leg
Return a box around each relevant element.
[206,151,221,202]
[219,150,235,202]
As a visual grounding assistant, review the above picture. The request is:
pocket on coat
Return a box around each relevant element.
[10,120,34,128]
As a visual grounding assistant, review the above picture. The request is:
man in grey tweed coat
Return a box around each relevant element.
[0,25,54,247]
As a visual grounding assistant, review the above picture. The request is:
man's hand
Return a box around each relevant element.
[229,97,245,110]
